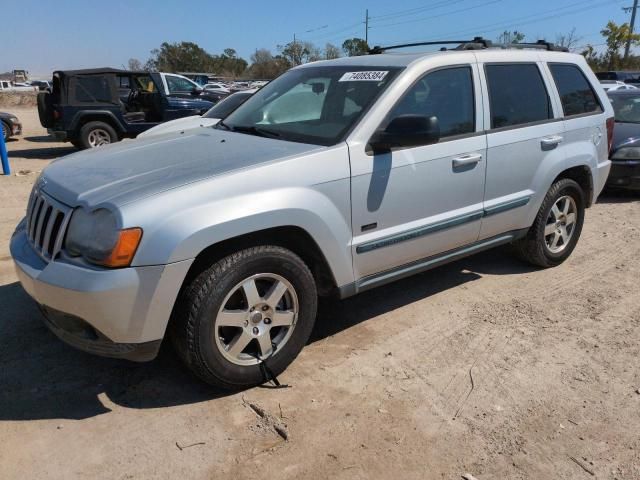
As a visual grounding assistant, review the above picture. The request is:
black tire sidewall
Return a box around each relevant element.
[1,121,8,141]
[79,121,117,149]
[536,179,585,265]
[192,249,317,388]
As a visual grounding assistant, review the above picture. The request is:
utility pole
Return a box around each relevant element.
[365,9,370,44]
[624,0,639,61]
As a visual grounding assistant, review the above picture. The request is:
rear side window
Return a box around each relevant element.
[485,64,552,129]
[390,66,475,138]
[549,64,602,117]
[75,76,112,103]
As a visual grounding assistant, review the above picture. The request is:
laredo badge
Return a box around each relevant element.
[339,71,389,82]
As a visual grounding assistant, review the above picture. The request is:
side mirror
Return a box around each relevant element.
[192,86,203,95]
[368,114,440,153]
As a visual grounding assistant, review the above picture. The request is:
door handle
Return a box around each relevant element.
[452,153,483,168]
[541,135,563,150]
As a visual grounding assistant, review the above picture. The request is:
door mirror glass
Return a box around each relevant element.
[369,114,440,153]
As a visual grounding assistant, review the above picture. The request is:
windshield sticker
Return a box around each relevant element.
[339,71,389,82]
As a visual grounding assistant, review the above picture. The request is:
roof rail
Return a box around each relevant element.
[368,37,492,54]
[368,37,569,54]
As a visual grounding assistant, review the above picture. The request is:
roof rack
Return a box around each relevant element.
[368,37,569,54]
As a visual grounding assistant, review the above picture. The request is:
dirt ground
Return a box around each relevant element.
[1,108,639,480]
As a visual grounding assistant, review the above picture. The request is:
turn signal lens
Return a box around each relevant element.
[99,228,143,268]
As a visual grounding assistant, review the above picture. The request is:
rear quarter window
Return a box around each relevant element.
[485,63,552,129]
[549,64,602,117]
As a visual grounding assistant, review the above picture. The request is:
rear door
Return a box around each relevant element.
[478,60,566,240]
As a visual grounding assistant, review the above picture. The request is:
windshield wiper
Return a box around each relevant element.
[229,125,281,139]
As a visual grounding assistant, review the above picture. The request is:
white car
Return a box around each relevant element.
[600,80,638,92]
[138,89,256,138]
[203,82,230,94]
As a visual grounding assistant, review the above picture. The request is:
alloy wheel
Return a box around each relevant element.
[544,195,577,254]
[214,273,298,366]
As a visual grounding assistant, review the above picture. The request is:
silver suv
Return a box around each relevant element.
[11,40,612,389]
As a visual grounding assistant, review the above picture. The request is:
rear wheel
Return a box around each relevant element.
[1,121,9,141]
[512,178,585,267]
[79,121,117,149]
[170,246,318,390]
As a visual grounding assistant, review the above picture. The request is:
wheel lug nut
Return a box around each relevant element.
[264,318,272,325]
[262,305,269,311]
[244,320,249,327]
[252,327,259,335]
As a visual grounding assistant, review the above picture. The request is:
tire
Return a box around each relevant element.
[78,121,117,149]
[170,246,318,390]
[1,121,9,142]
[70,140,83,149]
[512,178,585,268]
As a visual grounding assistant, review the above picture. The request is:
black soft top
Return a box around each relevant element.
[51,68,152,105]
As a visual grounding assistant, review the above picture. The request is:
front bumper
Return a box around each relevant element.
[606,160,640,190]
[10,221,193,362]
[10,121,22,136]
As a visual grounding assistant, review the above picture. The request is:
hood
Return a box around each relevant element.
[612,121,640,152]
[40,128,320,208]
[138,116,219,138]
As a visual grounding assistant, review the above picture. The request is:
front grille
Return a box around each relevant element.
[25,189,72,261]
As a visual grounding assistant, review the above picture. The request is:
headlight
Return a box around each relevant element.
[65,208,142,267]
[611,146,640,160]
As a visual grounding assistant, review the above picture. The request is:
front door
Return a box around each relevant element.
[350,64,487,280]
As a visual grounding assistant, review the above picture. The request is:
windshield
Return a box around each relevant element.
[220,66,402,146]
[203,92,252,119]
[609,94,640,123]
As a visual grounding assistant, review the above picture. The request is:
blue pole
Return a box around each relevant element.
[0,126,9,175]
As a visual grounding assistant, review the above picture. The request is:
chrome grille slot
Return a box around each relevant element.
[25,189,72,262]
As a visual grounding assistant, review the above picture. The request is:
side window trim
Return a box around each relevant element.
[483,62,554,131]
[547,62,604,118]
[377,64,480,143]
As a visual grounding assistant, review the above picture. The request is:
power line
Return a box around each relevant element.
[369,0,471,21]
[370,0,506,30]
[377,0,623,45]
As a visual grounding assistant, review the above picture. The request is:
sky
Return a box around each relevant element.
[1,0,634,78]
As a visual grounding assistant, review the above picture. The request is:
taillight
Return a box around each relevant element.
[606,116,615,154]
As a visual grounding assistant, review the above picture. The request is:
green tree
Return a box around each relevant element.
[127,58,143,71]
[279,41,318,66]
[497,31,525,44]
[600,21,640,69]
[247,48,291,79]
[324,43,341,60]
[342,38,369,56]
[146,42,215,72]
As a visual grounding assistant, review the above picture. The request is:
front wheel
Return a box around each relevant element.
[170,246,318,390]
[512,178,585,268]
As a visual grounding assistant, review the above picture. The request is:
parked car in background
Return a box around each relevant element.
[606,90,640,191]
[12,41,612,389]
[29,80,52,91]
[600,80,638,92]
[596,71,640,84]
[1,112,22,141]
[138,89,256,138]
[38,68,214,149]
[0,80,36,92]
[203,82,231,94]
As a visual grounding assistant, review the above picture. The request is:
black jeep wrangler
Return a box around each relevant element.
[38,68,223,149]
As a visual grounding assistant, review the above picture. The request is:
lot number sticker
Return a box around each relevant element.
[339,71,389,82]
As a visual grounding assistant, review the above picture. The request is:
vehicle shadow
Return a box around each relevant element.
[8,146,76,159]
[597,189,640,204]
[24,135,56,143]
[0,247,533,421]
